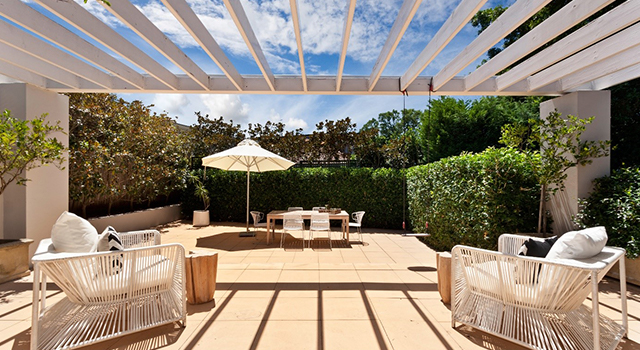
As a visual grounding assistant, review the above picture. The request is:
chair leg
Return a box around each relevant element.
[328,230,332,250]
[280,230,286,248]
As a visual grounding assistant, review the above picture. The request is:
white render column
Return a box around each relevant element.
[0,81,69,257]
[540,90,611,234]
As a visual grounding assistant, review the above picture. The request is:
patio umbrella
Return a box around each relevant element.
[201,139,295,236]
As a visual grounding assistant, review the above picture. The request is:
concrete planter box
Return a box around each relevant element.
[608,256,640,287]
[89,204,181,232]
[0,238,33,284]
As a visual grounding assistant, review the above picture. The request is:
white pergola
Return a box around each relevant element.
[0,0,638,96]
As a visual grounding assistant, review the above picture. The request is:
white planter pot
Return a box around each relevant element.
[193,210,210,227]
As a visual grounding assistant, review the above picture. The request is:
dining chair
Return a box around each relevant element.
[309,212,331,249]
[349,211,365,243]
[250,211,268,232]
[312,206,325,211]
[288,207,303,211]
[281,212,305,249]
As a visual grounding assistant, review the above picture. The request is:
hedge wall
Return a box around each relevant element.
[182,167,405,229]
[406,147,540,251]
[574,167,640,258]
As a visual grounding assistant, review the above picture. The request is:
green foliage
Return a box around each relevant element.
[68,93,189,217]
[181,167,405,229]
[0,110,65,195]
[500,111,611,233]
[574,167,640,258]
[610,79,640,168]
[407,147,540,252]
[188,171,209,211]
[360,109,422,168]
[186,112,245,162]
[421,96,540,162]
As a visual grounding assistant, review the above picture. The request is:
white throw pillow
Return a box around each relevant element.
[50,211,98,253]
[545,226,608,260]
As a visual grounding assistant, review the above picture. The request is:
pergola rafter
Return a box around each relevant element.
[0,0,637,96]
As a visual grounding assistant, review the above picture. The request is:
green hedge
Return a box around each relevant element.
[407,147,540,251]
[182,167,405,229]
[575,167,640,258]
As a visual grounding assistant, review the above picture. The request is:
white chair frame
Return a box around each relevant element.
[451,234,628,350]
[31,230,186,350]
[287,207,303,211]
[309,213,331,249]
[281,212,305,249]
[348,211,365,243]
[250,211,268,232]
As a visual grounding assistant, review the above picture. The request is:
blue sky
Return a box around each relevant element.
[63,0,511,131]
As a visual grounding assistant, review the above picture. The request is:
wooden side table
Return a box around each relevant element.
[437,252,451,304]
[185,250,218,305]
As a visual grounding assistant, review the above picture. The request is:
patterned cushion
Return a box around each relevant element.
[97,226,124,273]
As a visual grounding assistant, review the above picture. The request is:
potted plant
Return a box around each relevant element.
[189,171,210,227]
[500,110,610,236]
[0,110,65,283]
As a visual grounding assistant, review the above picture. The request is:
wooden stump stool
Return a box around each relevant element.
[437,252,451,304]
[185,250,218,305]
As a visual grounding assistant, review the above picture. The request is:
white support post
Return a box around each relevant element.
[620,255,628,337]
[540,91,610,234]
[592,270,600,350]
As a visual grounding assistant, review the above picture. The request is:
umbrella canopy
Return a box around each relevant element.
[201,139,295,233]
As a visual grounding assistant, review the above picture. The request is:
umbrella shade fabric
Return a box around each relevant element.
[202,139,295,172]
[201,139,295,234]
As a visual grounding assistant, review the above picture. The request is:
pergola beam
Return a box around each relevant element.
[223,0,276,91]
[570,62,640,92]
[495,0,640,91]
[34,0,179,90]
[0,20,115,90]
[368,0,422,91]
[529,22,640,91]
[464,0,614,91]
[0,61,48,89]
[100,0,209,90]
[0,0,145,89]
[289,0,307,91]
[336,0,357,91]
[558,45,640,91]
[400,0,488,91]
[160,0,243,91]
[432,0,552,91]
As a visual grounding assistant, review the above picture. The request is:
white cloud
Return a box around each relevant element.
[151,94,189,116]
[285,117,308,130]
[200,94,250,123]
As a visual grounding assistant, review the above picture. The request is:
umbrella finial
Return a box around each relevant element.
[238,139,261,147]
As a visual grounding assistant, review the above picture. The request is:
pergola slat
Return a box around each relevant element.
[464,0,614,91]
[100,0,209,90]
[572,63,640,92]
[0,0,145,89]
[336,0,357,92]
[289,0,306,91]
[432,0,552,91]
[34,0,180,91]
[0,20,114,90]
[160,0,243,91]
[558,46,640,91]
[223,0,276,91]
[495,0,640,91]
[0,42,86,89]
[400,0,488,91]
[529,22,640,91]
[0,61,48,89]
[368,0,421,91]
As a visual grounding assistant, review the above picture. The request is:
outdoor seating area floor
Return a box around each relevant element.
[0,221,638,350]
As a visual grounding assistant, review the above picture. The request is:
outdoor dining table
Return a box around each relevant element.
[265,210,350,245]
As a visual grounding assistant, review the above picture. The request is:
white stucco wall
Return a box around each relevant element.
[540,91,611,234]
[0,83,69,257]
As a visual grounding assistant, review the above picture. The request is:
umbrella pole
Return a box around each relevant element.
[246,168,250,232]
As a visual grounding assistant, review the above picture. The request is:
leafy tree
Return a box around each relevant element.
[359,109,422,168]
[0,110,65,195]
[186,112,245,162]
[247,121,307,161]
[354,122,386,168]
[422,96,539,162]
[307,118,358,162]
[500,111,610,234]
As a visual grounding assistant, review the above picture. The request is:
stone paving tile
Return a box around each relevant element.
[1,221,638,350]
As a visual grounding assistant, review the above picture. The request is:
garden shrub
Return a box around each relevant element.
[407,147,539,251]
[182,167,405,229]
[574,167,640,258]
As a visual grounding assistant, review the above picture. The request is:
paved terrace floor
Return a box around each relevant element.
[0,221,638,350]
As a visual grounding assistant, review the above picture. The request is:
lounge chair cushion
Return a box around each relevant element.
[546,226,608,260]
[51,211,98,253]
[96,226,124,252]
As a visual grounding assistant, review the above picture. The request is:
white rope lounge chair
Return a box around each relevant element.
[31,230,186,350]
[451,234,628,350]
